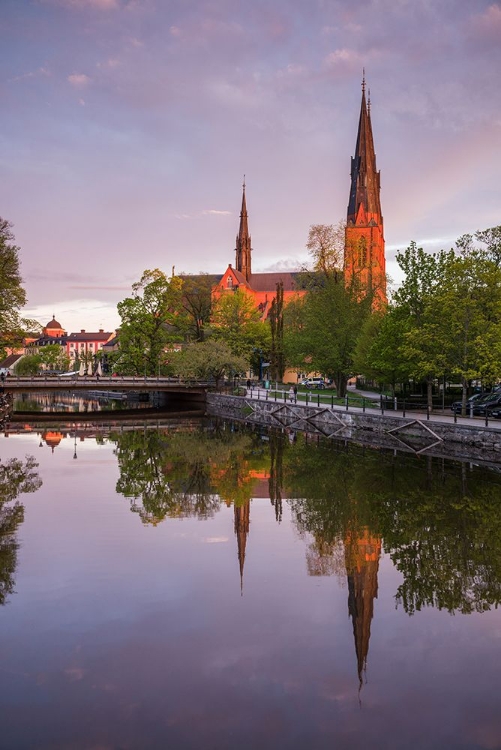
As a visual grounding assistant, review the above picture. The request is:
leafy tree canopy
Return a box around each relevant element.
[0,218,28,357]
[173,339,248,387]
[211,288,270,360]
[116,269,184,375]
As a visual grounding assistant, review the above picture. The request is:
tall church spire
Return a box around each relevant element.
[345,529,381,691]
[345,76,386,305]
[234,501,250,595]
[235,177,252,282]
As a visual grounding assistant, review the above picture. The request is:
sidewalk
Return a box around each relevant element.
[244,386,501,431]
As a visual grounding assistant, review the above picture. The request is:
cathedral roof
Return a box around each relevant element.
[248,272,303,293]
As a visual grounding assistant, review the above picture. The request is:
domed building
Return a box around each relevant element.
[41,430,63,453]
[42,316,67,338]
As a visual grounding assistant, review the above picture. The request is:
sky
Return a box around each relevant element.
[1,0,500,334]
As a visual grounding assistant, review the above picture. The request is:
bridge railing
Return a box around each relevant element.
[1,375,219,388]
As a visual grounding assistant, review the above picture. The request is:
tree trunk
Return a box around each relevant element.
[427,377,433,411]
[336,371,348,398]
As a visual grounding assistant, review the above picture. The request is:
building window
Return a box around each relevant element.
[227,277,233,288]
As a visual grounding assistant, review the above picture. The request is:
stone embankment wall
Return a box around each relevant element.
[206,393,501,464]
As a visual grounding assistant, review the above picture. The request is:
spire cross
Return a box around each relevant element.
[362,68,366,93]
[243,174,246,190]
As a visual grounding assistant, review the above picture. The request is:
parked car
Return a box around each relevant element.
[301,377,325,389]
[450,393,487,414]
[475,393,501,415]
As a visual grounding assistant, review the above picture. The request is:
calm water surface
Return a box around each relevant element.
[1,420,501,750]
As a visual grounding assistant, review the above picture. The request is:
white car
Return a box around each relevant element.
[301,377,325,389]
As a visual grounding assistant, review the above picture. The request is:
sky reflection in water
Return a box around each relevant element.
[0,422,500,750]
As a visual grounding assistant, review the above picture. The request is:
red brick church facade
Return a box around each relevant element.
[212,181,306,318]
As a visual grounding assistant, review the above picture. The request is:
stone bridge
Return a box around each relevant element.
[1,376,211,418]
[1,375,208,399]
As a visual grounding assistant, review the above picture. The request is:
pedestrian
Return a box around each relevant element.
[293,384,298,402]
[289,386,294,402]
[246,378,251,393]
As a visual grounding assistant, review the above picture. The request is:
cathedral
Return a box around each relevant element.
[213,77,386,314]
[212,179,307,319]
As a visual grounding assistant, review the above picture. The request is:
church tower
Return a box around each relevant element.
[345,529,381,689]
[235,179,252,282]
[234,500,250,595]
[344,77,386,305]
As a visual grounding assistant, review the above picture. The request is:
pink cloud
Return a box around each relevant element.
[68,73,91,87]
[473,2,501,32]
[464,3,501,50]
[96,58,120,70]
[9,67,50,83]
[324,48,361,68]
[48,0,120,9]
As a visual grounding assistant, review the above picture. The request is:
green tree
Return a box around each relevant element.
[283,295,309,375]
[354,308,411,394]
[116,269,184,375]
[456,226,501,268]
[306,222,345,278]
[174,340,248,387]
[0,219,28,357]
[38,343,70,372]
[425,248,501,412]
[287,269,372,396]
[389,237,501,411]
[14,355,41,376]
[283,224,374,396]
[211,288,270,360]
[391,242,449,408]
[176,273,215,342]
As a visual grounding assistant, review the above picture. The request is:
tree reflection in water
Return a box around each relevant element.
[0,456,42,605]
[108,422,501,688]
[110,423,501,617]
[285,435,501,616]
[110,424,270,525]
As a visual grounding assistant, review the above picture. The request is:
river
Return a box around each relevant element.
[0,418,500,749]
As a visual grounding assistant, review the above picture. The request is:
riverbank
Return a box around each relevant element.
[207,392,501,465]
